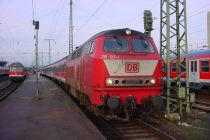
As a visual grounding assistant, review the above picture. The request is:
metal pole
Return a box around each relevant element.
[34,21,39,98]
[176,0,182,116]
[45,39,55,65]
[49,40,51,64]
[160,0,163,56]
[160,0,191,115]
[183,0,191,113]
[69,0,73,54]
[166,0,171,114]
[41,52,44,67]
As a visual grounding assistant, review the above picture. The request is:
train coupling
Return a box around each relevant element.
[126,96,137,111]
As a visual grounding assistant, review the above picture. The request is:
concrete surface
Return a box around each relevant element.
[0,75,106,140]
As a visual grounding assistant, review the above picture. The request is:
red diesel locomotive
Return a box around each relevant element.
[42,28,163,121]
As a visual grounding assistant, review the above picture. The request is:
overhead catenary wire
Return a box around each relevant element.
[47,0,66,38]
[75,0,108,33]
[153,6,210,36]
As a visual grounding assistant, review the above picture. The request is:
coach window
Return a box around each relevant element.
[171,62,177,72]
[201,60,209,72]
[89,41,95,54]
[194,61,197,72]
[62,65,65,72]
[191,61,194,72]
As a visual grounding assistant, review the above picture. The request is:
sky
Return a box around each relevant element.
[0,0,210,66]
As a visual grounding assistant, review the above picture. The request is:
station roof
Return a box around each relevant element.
[0,61,7,67]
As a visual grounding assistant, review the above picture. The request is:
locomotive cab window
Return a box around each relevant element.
[201,60,209,72]
[104,38,128,52]
[10,67,23,72]
[72,52,76,60]
[89,41,95,54]
[131,38,154,53]
[76,48,82,58]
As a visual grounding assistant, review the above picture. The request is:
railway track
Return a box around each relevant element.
[193,101,210,112]
[109,119,176,140]
[49,76,177,140]
[162,95,210,113]
[0,79,10,91]
[0,75,9,83]
[0,82,20,102]
[82,111,176,140]
[65,91,176,140]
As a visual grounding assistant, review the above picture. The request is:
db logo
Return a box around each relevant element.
[125,62,139,73]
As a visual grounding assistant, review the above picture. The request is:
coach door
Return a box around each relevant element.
[189,60,199,83]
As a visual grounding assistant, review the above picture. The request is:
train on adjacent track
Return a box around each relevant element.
[0,61,9,77]
[169,49,210,91]
[9,62,26,82]
[41,28,164,121]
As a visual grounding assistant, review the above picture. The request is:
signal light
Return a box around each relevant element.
[144,10,153,35]
[33,20,39,30]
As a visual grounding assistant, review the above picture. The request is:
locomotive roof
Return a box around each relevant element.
[162,49,210,60]
[76,28,148,50]
[10,62,24,67]
[43,56,68,68]
[91,28,147,39]
[188,49,210,57]
[42,29,147,68]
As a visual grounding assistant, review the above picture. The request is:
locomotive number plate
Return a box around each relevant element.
[125,62,139,73]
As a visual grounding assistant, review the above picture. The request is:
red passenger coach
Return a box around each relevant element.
[9,62,26,82]
[53,57,67,83]
[42,28,163,121]
[169,49,210,90]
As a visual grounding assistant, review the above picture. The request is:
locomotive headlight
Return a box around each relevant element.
[150,79,156,84]
[125,28,131,35]
[106,78,113,86]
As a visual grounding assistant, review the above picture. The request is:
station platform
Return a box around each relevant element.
[0,75,105,140]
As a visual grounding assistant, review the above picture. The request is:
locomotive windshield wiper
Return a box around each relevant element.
[142,40,149,49]
[113,36,123,48]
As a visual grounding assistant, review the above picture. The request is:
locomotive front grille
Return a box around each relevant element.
[122,79,143,85]
[106,78,156,87]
